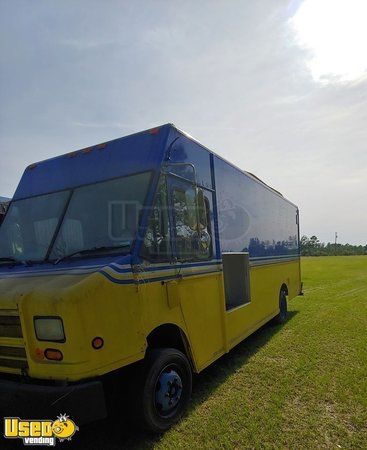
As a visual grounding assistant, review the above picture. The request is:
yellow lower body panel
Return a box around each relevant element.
[160,259,301,373]
[0,258,300,381]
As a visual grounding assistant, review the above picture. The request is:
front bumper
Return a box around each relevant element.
[0,377,107,424]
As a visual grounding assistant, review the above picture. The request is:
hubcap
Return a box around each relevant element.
[155,368,183,416]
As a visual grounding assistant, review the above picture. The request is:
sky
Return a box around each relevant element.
[0,0,366,245]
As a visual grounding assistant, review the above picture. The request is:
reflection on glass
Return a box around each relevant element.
[172,186,212,260]
[141,176,171,261]
[0,191,70,262]
[49,172,151,260]
[0,171,152,263]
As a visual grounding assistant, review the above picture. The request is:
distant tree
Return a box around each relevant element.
[300,235,367,256]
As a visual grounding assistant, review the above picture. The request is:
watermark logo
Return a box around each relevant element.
[217,197,251,242]
[4,414,79,447]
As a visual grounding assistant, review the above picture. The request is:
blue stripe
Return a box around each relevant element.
[0,270,97,279]
[99,270,133,284]
[99,267,222,285]
[0,262,105,277]
[249,254,299,261]
[0,256,298,281]
[110,260,221,274]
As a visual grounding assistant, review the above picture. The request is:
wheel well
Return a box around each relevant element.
[280,283,288,296]
[146,324,190,357]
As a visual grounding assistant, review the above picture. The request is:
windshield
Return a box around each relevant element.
[0,171,152,263]
[0,191,70,262]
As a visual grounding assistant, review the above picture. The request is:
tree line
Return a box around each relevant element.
[300,235,367,256]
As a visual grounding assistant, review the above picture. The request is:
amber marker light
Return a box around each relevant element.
[92,337,104,349]
[44,349,63,361]
[35,348,44,360]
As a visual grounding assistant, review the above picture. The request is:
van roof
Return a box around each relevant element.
[13,124,294,207]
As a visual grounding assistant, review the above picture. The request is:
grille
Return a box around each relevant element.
[0,357,28,370]
[0,315,23,338]
[0,345,27,358]
[0,311,28,374]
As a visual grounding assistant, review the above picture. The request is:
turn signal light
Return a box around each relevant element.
[44,349,63,361]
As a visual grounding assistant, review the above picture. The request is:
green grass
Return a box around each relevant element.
[77,256,367,449]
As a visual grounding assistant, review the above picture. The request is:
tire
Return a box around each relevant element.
[135,348,192,433]
[273,289,288,324]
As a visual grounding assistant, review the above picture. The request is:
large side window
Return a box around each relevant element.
[172,184,212,261]
[141,177,171,261]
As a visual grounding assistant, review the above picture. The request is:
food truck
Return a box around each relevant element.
[0,124,301,432]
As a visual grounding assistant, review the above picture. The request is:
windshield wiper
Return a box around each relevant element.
[53,244,131,265]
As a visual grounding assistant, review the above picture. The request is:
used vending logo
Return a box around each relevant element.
[3,414,79,446]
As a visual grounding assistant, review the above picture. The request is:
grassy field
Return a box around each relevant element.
[74,256,367,449]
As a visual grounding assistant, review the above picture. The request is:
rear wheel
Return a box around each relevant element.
[273,289,288,324]
[136,348,192,433]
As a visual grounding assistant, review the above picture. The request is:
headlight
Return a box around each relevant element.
[34,317,65,342]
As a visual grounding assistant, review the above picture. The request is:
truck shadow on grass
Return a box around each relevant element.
[71,311,298,450]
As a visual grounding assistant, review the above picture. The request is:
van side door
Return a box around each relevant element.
[166,175,226,370]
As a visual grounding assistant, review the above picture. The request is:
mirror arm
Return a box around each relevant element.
[161,162,198,188]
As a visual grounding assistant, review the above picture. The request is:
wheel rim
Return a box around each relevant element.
[155,366,183,417]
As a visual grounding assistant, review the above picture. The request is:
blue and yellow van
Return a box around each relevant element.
[0,124,301,431]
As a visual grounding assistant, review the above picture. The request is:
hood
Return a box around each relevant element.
[0,254,133,311]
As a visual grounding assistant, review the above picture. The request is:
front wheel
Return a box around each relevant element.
[273,290,288,324]
[136,348,192,433]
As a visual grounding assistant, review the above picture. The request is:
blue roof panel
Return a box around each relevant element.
[13,125,172,200]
